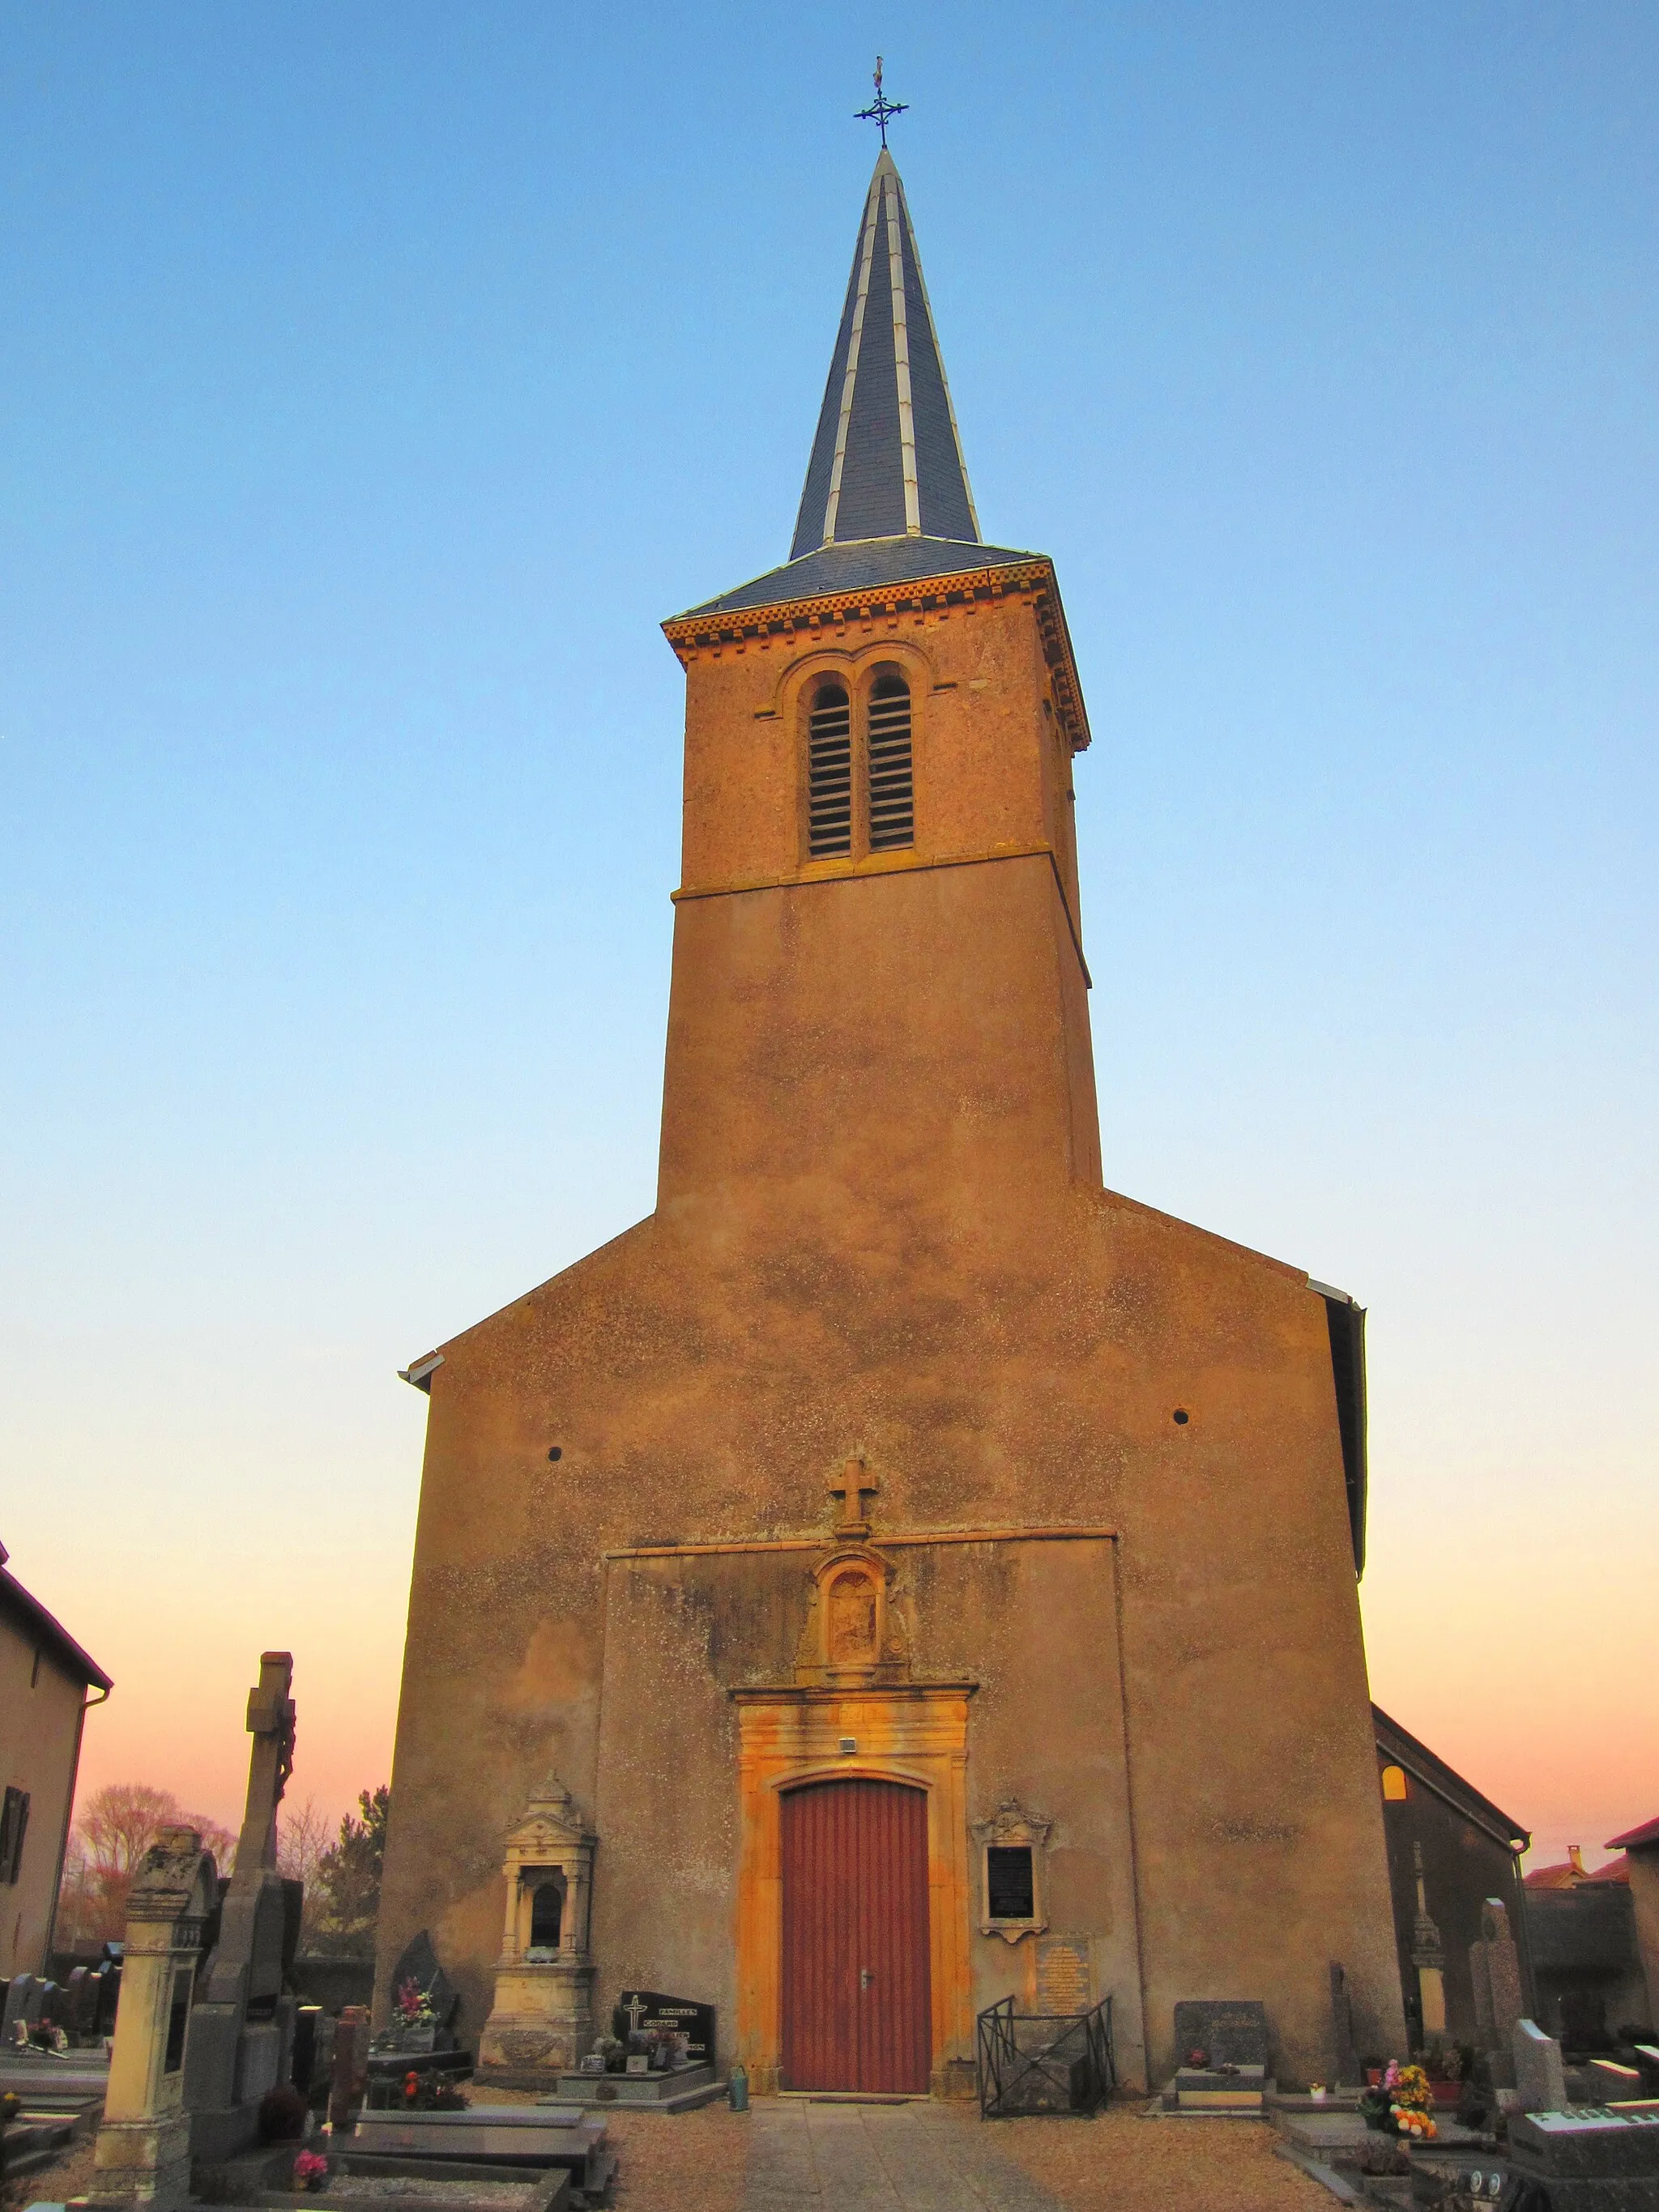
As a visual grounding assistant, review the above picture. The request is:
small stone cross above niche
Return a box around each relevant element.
[828,1458,880,1539]
[971,1799,1052,1942]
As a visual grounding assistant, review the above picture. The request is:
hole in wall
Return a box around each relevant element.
[548,1447,563,1462]
[1172,1409,1190,1426]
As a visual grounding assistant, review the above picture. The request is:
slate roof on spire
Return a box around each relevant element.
[793,149,979,557]
[674,149,1044,623]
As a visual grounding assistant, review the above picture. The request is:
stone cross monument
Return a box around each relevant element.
[183,1652,301,2159]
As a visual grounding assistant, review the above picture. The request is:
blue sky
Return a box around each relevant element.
[2,2,1654,1860]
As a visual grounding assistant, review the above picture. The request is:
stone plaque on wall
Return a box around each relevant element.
[1035,1936,1092,2016]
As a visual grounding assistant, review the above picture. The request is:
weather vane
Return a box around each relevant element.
[856,57,907,147]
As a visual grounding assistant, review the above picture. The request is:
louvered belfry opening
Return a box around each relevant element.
[866,672,914,851]
[808,682,853,857]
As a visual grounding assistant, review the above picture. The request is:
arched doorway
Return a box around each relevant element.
[780,1777,932,2094]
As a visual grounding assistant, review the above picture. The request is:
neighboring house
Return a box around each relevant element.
[1602,1815,1659,2034]
[0,1536,113,1977]
[1374,1705,1533,2050]
[1523,1839,1650,2049]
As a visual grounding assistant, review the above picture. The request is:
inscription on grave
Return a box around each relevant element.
[1035,1937,1091,2015]
[1173,1999,1269,2069]
[616,1989,715,2065]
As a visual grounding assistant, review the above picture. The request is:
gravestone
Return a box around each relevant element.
[1330,1963,1361,2086]
[1170,2000,1268,2112]
[2,1973,41,2039]
[183,1651,302,2162]
[1505,2106,1659,2212]
[329,2005,372,2128]
[1514,2018,1567,2113]
[377,1929,460,2054]
[1469,1898,1525,2089]
[67,1966,99,2040]
[615,1990,716,2069]
[90,1826,219,2209]
[1589,2058,1646,2104]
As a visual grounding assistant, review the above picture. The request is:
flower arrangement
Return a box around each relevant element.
[1360,2061,1439,2140]
[293,2149,329,2193]
[394,1979,437,2027]
[400,2069,469,2112]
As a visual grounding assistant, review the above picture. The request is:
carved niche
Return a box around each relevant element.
[794,1547,912,1686]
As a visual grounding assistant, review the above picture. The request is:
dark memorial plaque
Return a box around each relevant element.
[617,1989,716,2066]
[1173,1999,1268,2070]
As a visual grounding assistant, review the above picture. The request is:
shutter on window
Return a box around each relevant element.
[808,686,853,857]
[867,677,914,851]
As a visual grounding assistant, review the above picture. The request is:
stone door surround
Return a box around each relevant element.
[732,1682,976,2097]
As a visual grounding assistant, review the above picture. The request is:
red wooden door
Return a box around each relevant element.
[780,1778,932,2094]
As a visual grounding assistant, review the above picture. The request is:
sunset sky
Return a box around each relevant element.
[2,2,1655,1878]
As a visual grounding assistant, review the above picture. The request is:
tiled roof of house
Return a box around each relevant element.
[1606,1813,1659,1852]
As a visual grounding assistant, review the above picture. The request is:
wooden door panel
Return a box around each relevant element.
[780,1778,931,2095]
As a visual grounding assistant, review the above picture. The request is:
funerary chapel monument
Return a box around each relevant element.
[377,140,1410,2097]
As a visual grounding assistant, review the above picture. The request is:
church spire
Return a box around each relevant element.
[790,148,981,560]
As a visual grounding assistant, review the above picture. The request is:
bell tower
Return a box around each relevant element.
[656,147,1102,1231]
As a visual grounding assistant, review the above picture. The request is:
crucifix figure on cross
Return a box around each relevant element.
[624,1993,648,2034]
[828,1458,880,1537]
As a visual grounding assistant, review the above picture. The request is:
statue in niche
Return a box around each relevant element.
[828,1569,878,1663]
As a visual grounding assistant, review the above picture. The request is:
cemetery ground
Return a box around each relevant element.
[467,2083,1332,2212]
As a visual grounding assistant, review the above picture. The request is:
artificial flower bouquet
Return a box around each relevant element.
[1360,2061,1439,2140]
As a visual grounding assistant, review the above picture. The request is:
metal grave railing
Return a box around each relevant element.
[975,1993,1115,2118]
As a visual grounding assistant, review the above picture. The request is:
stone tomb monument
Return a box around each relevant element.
[477,1779,597,2086]
[1469,1895,1525,2090]
[1168,2000,1269,2112]
[91,1827,218,2208]
[1505,2106,1659,2212]
[183,1651,301,2161]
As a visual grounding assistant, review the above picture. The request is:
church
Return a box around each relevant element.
[377,141,1408,2099]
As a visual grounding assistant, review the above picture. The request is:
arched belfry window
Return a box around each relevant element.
[866,673,914,851]
[803,668,915,862]
[808,682,853,857]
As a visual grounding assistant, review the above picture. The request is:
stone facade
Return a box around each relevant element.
[376,150,1409,2097]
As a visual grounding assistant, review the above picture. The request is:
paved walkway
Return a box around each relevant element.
[740,2099,1067,2212]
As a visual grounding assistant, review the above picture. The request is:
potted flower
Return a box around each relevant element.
[293,2149,330,2194]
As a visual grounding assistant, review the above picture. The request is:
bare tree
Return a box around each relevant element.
[56,1784,237,1950]
[277,1795,334,1947]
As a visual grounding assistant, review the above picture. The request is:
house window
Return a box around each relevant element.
[866,673,914,850]
[1381,1766,1409,1802]
[0,1787,30,1883]
[807,683,853,856]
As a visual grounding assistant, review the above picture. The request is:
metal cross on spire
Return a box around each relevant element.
[855,56,907,147]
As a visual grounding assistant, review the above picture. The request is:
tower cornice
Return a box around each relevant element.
[661,554,1092,755]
